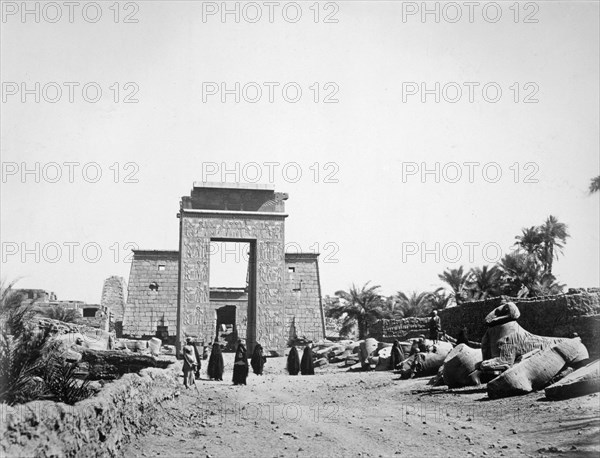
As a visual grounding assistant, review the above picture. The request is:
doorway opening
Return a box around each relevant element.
[209,240,256,353]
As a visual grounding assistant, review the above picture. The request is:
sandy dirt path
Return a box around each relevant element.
[122,355,599,457]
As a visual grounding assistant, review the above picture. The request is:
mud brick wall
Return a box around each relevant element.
[0,367,179,457]
[372,292,600,358]
[373,317,431,342]
[437,291,599,346]
[101,276,127,322]
[122,251,179,342]
[282,253,325,344]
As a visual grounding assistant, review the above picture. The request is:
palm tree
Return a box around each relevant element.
[589,176,600,194]
[498,251,541,298]
[382,295,402,318]
[515,226,544,257]
[429,288,453,310]
[531,274,565,297]
[394,291,434,317]
[438,267,473,305]
[1,281,93,405]
[0,282,50,404]
[539,215,569,275]
[468,265,503,300]
[327,282,389,339]
[40,305,81,324]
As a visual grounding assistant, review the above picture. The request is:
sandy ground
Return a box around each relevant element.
[122,354,600,458]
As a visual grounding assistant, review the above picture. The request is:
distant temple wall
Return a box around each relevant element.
[283,253,324,344]
[122,251,179,343]
[101,276,127,323]
[122,250,325,347]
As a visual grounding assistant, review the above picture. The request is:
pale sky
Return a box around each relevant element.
[1,1,599,303]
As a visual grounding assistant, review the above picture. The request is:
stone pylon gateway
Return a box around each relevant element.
[122,182,325,355]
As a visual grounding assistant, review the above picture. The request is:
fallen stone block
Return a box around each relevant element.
[315,347,333,357]
[73,346,171,380]
[330,349,352,363]
[398,347,452,379]
[545,359,600,400]
[119,339,150,352]
[344,356,360,367]
[442,344,483,388]
[488,338,589,398]
[313,340,335,347]
[314,358,328,367]
[81,329,110,350]
[148,337,162,356]
[64,349,82,364]
[162,345,176,355]
[360,338,378,366]
[377,347,392,359]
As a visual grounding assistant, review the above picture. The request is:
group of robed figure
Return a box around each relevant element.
[286,345,315,375]
[182,338,268,387]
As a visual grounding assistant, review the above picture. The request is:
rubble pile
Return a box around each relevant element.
[431,302,600,400]
[307,300,600,401]
[302,337,437,372]
[34,317,176,382]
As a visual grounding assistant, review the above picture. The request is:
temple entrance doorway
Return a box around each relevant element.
[209,240,256,352]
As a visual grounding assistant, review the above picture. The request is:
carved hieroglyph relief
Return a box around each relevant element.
[180,216,286,350]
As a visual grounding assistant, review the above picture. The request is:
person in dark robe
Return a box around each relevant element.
[251,343,267,375]
[389,340,404,370]
[207,340,224,381]
[287,346,300,375]
[300,345,315,375]
[429,310,441,344]
[182,337,197,388]
[232,340,249,385]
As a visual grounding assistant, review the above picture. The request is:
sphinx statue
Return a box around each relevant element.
[440,301,589,393]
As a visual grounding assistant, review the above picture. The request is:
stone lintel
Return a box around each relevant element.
[180,209,288,219]
[285,252,320,260]
[192,181,275,191]
[131,250,179,260]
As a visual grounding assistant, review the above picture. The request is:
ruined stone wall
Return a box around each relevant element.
[121,248,324,351]
[101,276,127,322]
[123,251,179,342]
[79,315,109,332]
[283,253,324,344]
[0,367,178,457]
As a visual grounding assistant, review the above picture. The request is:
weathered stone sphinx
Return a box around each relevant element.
[397,342,453,378]
[438,302,589,391]
[442,344,483,388]
[487,338,589,398]
[544,359,600,400]
[480,302,570,373]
